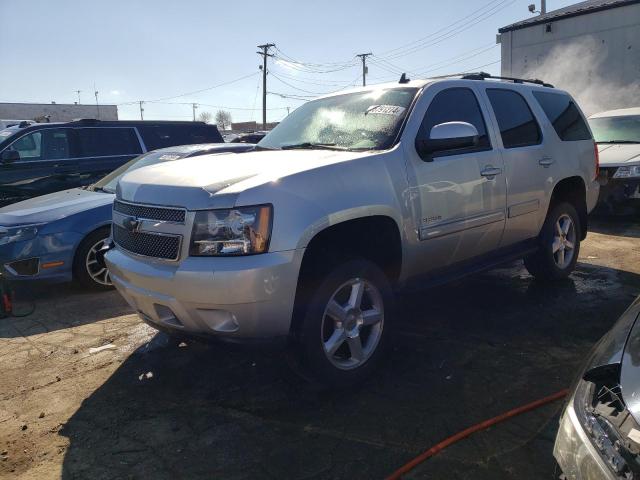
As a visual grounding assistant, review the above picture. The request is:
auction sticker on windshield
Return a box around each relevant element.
[365,105,406,116]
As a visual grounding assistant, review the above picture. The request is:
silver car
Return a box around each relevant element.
[105,74,599,385]
[555,296,640,479]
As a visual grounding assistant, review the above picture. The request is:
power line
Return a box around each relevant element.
[376,0,506,58]
[377,0,516,61]
[117,71,260,105]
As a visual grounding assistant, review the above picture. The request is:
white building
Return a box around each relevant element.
[0,102,118,122]
[498,0,640,114]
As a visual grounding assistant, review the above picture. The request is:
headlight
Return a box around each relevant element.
[613,166,640,178]
[0,224,41,246]
[189,205,272,256]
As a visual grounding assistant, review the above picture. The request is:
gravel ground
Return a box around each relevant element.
[1,217,639,480]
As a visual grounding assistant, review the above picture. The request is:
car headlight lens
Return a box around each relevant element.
[613,166,640,178]
[189,205,272,256]
[0,224,41,246]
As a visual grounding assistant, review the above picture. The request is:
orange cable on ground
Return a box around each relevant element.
[385,388,570,480]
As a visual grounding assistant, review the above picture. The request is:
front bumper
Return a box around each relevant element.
[554,396,617,480]
[105,247,304,340]
[598,168,640,207]
[0,232,80,283]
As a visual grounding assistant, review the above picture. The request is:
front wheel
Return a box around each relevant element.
[73,227,113,290]
[524,202,581,281]
[292,258,394,387]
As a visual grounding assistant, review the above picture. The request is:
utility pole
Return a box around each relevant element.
[540,0,546,14]
[286,106,290,116]
[139,101,145,120]
[257,43,275,130]
[356,53,372,86]
[94,87,100,119]
[192,103,198,121]
[75,90,81,104]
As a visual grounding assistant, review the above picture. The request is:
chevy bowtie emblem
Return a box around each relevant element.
[122,216,142,233]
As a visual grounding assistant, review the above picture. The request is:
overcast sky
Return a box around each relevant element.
[0,0,575,123]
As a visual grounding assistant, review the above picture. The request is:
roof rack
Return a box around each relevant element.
[461,71,554,88]
[74,118,101,124]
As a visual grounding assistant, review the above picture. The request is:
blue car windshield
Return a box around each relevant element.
[92,151,186,193]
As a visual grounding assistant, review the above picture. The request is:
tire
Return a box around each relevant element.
[292,258,394,387]
[73,227,113,290]
[524,201,581,281]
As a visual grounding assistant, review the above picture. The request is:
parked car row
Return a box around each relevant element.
[0,142,254,289]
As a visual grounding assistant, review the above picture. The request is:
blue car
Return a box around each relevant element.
[0,142,255,290]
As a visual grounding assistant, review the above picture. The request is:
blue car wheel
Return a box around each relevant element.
[72,227,113,290]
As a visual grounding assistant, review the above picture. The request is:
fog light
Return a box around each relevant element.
[5,258,39,276]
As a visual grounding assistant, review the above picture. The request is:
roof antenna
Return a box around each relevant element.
[399,73,410,84]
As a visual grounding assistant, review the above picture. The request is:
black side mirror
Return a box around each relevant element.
[416,121,479,160]
[1,150,19,164]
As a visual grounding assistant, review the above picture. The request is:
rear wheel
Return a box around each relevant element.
[292,258,394,387]
[525,202,581,280]
[73,227,113,290]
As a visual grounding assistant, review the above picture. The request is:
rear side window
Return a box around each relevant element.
[533,91,592,141]
[487,89,541,148]
[77,128,142,157]
[418,87,491,155]
[138,124,223,150]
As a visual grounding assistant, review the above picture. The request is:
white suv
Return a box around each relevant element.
[105,74,600,385]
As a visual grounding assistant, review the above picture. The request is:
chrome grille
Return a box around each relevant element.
[113,224,181,260]
[114,200,185,223]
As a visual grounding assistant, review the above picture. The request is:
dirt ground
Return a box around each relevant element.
[1,217,639,480]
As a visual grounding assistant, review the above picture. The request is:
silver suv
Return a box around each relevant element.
[105,74,600,385]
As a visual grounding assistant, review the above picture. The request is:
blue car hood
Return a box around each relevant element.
[0,188,114,226]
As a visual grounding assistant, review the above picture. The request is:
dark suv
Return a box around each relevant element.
[0,119,223,206]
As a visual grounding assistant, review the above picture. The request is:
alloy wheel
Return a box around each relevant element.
[321,277,384,370]
[85,237,112,286]
[552,214,576,269]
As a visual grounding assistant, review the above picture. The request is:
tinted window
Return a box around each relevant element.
[7,128,72,161]
[138,124,223,150]
[533,92,591,141]
[77,128,142,157]
[487,89,541,148]
[418,88,490,155]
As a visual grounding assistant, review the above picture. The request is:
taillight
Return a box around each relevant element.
[593,141,600,180]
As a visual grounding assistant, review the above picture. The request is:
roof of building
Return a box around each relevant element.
[499,0,640,33]
[589,107,640,118]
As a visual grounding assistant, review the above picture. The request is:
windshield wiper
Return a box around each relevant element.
[597,140,640,144]
[280,142,349,151]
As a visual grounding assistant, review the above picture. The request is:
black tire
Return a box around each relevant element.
[292,258,394,388]
[524,201,581,281]
[73,227,113,291]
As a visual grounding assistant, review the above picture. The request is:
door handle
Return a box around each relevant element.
[480,166,502,178]
[539,157,555,167]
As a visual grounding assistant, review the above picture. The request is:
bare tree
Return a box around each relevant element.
[215,110,232,130]
[198,111,212,123]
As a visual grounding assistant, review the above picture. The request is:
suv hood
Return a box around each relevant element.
[598,144,640,167]
[117,149,373,209]
[0,188,113,226]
